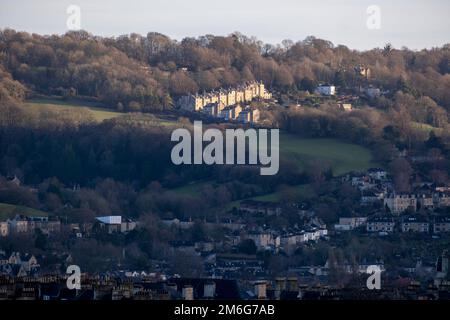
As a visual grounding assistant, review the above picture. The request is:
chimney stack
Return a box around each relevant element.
[182,285,194,300]
[254,281,267,299]
[203,281,216,299]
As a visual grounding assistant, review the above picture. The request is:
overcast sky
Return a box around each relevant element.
[0,0,449,50]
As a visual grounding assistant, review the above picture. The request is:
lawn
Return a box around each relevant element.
[23,98,124,122]
[0,203,48,220]
[279,134,378,176]
[23,98,182,127]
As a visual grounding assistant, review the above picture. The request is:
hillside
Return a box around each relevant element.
[24,98,124,122]
[280,134,378,176]
[0,202,48,220]
[170,135,378,204]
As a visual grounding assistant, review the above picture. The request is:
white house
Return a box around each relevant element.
[95,216,136,234]
[315,85,336,96]
[334,217,367,231]
[366,87,381,98]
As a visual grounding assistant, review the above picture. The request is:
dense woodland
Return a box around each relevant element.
[0,29,449,112]
[0,29,450,273]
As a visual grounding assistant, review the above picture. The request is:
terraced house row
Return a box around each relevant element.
[177,81,272,112]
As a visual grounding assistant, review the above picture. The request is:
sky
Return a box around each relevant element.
[0,0,449,50]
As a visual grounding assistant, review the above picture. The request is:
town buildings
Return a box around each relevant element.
[177,82,270,124]
[334,217,367,231]
[433,216,450,233]
[177,81,271,113]
[0,251,40,277]
[239,200,282,216]
[401,215,430,233]
[366,216,396,233]
[434,193,450,208]
[384,194,417,214]
[95,216,137,234]
[5,215,61,235]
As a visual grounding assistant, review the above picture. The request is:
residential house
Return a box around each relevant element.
[334,217,367,231]
[237,107,260,124]
[30,216,61,235]
[95,216,136,234]
[6,215,61,235]
[280,228,326,252]
[202,103,220,117]
[433,216,450,233]
[0,252,40,277]
[361,190,384,205]
[120,218,137,233]
[337,103,352,111]
[355,66,371,79]
[384,193,417,214]
[434,193,450,208]
[365,87,381,98]
[0,222,8,237]
[219,105,242,121]
[367,168,388,181]
[161,218,194,229]
[417,193,434,210]
[239,200,282,216]
[366,216,396,233]
[401,215,430,233]
[7,215,29,234]
[315,84,336,96]
[177,81,271,112]
[351,174,376,191]
[246,231,279,250]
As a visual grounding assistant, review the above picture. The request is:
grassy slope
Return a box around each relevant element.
[24,98,124,122]
[280,133,378,176]
[171,136,378,203]
[0,203,48,220]
[23,98,181,128]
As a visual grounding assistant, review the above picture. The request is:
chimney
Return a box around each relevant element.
[165,282,178,297]
[274,277,286,299]
[254,281,267,300]
[287,277,298,292]
[203,281,216,299]
[298,285,307,300]
[182,285,194,300]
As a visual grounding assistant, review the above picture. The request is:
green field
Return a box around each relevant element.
[0,203,48,220]
[169,134,378,203]
[280,134,378,176]
[24,98,124,122]
[23,98,182,128]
